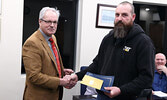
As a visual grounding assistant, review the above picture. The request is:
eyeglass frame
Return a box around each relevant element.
[40,19,58,25]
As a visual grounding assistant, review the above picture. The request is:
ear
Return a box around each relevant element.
[39,19,42,23]
[39,19,42,26]
[132,13,136,21]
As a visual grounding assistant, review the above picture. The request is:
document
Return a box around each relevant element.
[80,72,114,93]
[153,91,167,97]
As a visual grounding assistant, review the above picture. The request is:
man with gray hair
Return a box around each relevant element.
[22,7,75,100]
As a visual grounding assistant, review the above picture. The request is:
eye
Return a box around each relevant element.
[47,21,52,24]
[53,21,58,24]
[122,13,128,17]
[115,13,119,17]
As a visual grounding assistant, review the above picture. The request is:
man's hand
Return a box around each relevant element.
[104,86,121,98]
[59,75,71,87]
[70,74,78,82]
[157,65,167,75]
[65,74,78,89]
[64,69,74,75]
[60,74,78,89]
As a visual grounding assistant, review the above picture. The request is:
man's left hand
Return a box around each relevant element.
[64,69,74,75]
[104,86,121,98]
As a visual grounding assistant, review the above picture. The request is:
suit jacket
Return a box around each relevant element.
[22,29,64,100]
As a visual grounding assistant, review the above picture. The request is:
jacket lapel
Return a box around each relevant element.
[36,30,60,74]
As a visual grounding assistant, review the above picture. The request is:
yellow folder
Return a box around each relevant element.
[80,75,103,90]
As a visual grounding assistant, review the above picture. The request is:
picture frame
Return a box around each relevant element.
[96,4,116,29]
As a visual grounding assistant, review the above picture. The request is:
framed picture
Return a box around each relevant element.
[96,4,116,29]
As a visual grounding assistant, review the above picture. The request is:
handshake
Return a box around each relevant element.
[59,69,78,89]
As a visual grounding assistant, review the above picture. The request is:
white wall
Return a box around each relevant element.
[0,0,166,100]
[0,0,24,100]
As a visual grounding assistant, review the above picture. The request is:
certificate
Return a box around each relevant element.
[80,72,114,93]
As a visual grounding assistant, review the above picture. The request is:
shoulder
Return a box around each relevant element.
[98,30,114,49]
[23,30,42,49]
[104,30,114,39]
[101,30,114,43]
[136,33,153,46]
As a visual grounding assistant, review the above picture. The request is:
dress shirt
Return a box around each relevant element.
[152,70,167,93]
[39,28,56,61]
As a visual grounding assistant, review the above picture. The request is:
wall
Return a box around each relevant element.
[0,0,166,100]
[0,0,24,100]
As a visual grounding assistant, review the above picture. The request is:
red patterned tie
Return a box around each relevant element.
[49,37,61,78]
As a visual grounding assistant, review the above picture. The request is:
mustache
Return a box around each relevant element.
[115,21,124,26]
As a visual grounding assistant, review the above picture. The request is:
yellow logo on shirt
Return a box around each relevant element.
[123,46,131,52]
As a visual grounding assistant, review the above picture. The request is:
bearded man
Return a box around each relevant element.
[71,1,155,100]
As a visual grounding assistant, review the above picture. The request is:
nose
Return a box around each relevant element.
[117,15,123,21]
[50,22,55,26]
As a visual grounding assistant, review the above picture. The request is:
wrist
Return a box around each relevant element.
[59,78,64,86]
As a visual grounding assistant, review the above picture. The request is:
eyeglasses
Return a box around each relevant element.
[41,19,58,25]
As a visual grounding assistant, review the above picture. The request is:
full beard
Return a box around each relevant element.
[113,21,133,39]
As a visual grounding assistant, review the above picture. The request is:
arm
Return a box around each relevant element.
[75,32,110,80]
[76,55,99,80]
[23,40,69,89]
[157,65,167,76]
[120,35,155,95]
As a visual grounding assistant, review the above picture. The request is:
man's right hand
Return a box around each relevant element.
[65,74,78,89]
[60,75,71,87]
[59,74,78,89]
[157,65,167,75]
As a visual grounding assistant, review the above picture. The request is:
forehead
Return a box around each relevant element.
[43,10,58,19]
[116,4,132,14]
[155,54,166,60]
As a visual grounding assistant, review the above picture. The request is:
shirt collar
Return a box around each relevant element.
[39,28,50,41]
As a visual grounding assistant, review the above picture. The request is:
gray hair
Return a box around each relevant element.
[39,7,60,19]
[119,1,135,15]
